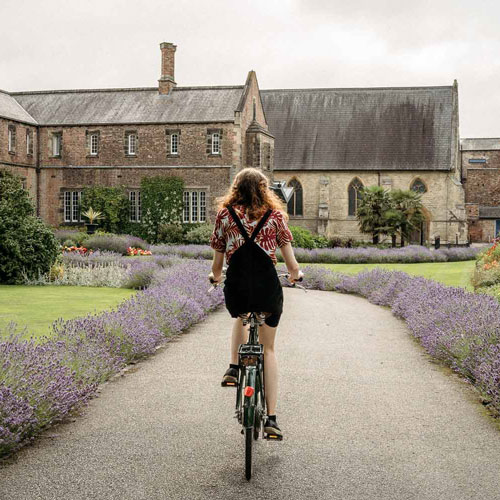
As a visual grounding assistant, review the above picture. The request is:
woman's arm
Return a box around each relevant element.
[209,250,225,283]
[280,242,302,281]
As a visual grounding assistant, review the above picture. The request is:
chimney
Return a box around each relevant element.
[158,42,177,95]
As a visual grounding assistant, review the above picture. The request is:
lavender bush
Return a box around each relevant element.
[150,243,213,260]
[150,243,482,264]
[335,269,500,414]
[0,259,223,459]
[84,234,150,255]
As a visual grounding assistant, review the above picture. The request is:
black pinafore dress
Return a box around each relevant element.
[223,206,283,318]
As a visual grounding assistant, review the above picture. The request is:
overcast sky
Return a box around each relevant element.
[1,0,498,138]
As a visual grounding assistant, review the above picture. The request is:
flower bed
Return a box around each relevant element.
[150,243,483,264]
[0,259,223,459]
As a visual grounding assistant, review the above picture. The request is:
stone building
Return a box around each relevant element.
[462,138,500,242]
[262,83,467,244]
[0,42,468,244]
[0,42,273,227]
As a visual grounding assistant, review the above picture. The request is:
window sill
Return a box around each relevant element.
[167,153,180,158]
[50,155,62,159]
[8,151,16,155]
[208,153,221,157]
[86,154,99,158]
[125,154,137,158]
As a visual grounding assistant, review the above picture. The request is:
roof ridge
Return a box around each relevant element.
[10,85,245,95]
[261,85,453,92]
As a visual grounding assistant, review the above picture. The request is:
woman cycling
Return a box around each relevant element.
[208,167,302,439]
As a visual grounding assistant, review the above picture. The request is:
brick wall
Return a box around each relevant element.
[39,166,231,226]
[0,117,37,167]
[39,123,236,168]
[0,117,38,206]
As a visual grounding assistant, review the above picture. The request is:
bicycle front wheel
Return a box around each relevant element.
[245,426,252,481]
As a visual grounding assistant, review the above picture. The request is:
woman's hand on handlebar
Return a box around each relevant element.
[208,271,223,285]
[288,268,304,283]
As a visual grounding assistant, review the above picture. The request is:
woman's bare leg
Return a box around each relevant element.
[258,323,278,415]
[230,318,249,365]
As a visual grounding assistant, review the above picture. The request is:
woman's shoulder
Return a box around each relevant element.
[269,208,288,221]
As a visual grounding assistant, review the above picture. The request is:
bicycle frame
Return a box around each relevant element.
[235,312,266,430]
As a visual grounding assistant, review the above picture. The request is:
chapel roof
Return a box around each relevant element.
[260,86,455,171]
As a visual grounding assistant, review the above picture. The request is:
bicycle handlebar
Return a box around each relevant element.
[208,268,306,292]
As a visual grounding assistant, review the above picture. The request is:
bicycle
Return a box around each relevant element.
[209,269,305,480]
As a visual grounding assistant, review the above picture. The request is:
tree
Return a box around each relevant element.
[385,189,425,247]
[356,186,391,244]
[0,169,59,284]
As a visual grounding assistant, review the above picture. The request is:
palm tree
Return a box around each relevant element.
[356,186,391,244]
[386,189,425,247]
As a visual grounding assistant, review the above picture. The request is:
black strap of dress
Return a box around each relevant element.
[227,206,272,243]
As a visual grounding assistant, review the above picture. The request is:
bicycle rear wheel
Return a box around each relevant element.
[245,426,252,480]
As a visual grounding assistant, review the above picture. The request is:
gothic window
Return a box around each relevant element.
[410,178,427,194]
[287,179,303,216]
[348,178,364,216]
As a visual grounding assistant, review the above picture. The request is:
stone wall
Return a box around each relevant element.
[272,170,467,244]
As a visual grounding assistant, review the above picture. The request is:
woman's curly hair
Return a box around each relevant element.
[217,167,289,222]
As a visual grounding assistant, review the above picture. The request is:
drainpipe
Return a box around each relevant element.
[35,125,40,217]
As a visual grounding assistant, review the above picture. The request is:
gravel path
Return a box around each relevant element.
[1,288,500,499]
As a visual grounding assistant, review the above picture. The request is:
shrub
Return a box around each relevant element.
[184,224,213,245]
[141,176,184,243]
[80,186,129,233]
[158,223,185,244]
[0,170,59,284]
[289,226,316,249]
[84,234,149,255]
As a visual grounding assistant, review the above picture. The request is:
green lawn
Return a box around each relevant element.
[311,260,475,290]
[0,286,136,341]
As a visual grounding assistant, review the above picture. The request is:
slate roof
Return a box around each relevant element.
[479,206,500,219]
[461,138,500,151]
[8,86,245,126]
[260,86,454,171]
[0,90,37,124]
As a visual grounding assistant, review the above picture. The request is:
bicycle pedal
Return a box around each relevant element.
[264,433,283,441]
[221,381,237,387]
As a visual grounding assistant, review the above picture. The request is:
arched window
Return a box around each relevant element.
[287,178,303,216]
[348,178,364,216]
[410,178,427,194]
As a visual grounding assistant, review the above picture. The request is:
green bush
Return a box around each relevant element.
[289,226,317,249]
[141,176,184,244]
[158,223,185,244]
[185,224,213,245]
[81,186,129,233]
[0,169,59,284]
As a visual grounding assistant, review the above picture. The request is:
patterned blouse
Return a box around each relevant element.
[210,204,293,265]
